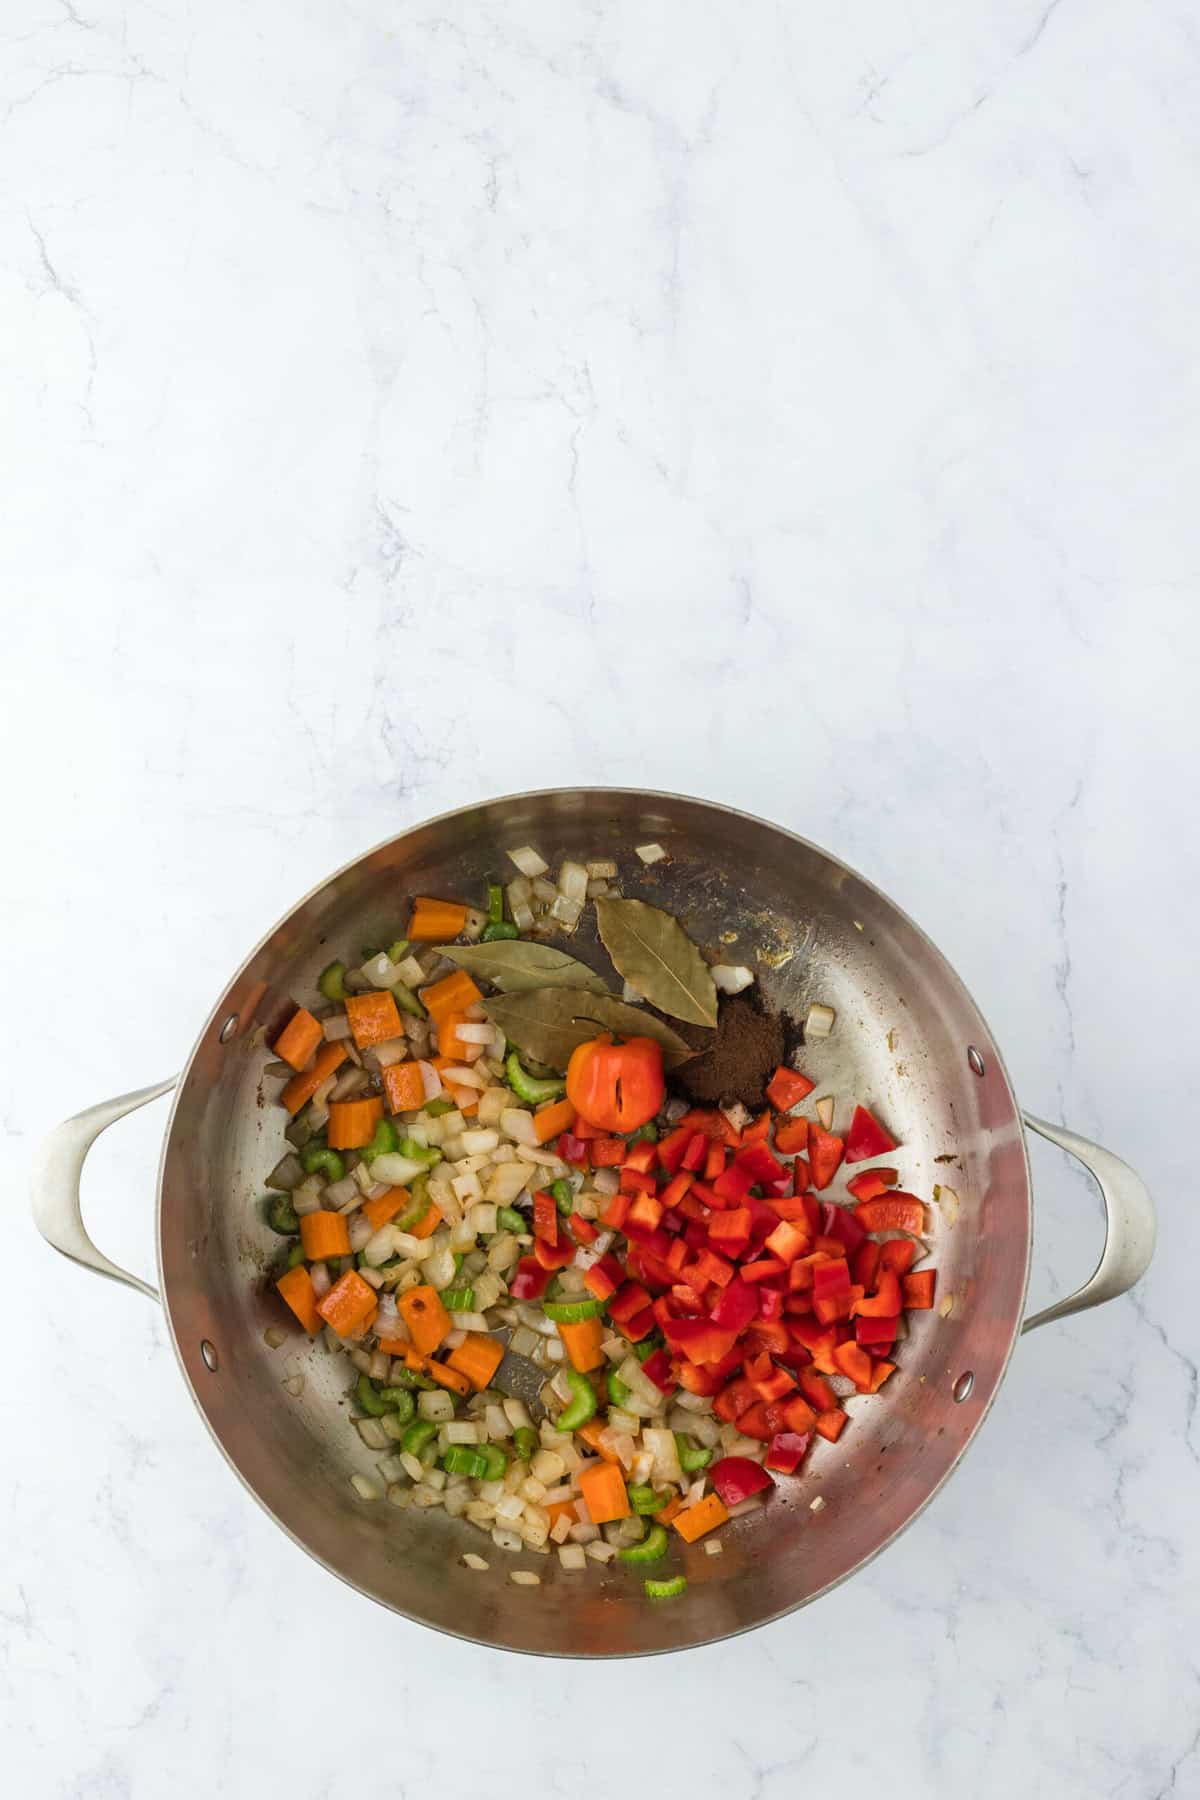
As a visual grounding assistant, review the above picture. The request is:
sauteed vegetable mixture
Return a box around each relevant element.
[262,850,941,1594]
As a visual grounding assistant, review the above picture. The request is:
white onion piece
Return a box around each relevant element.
[501,1107,538,1146]
[814,1096,835,1130]
[507,845,548,878]
[805,1002,836,1038]
[721,1101,750,1135]
[550,892,583,928]
[348,1213,374,1253]
[418,1060,443,1101]
[311,1262,332,1300]
[267,1153,305,1191]
[350,1474,382,1501]
[439,1063,486,1088]
[456,1022,493,1045]
[591,1168,620,1196]
[322,1012,354,1041]
[392,955,426,988]
[622,980,643,1005]
[366,1036,408,1069]
[485,1162,532,1205]
[712,963,754,994]
[375,1293,403,1341]
[291,1175,325,1216]
[586,859,617,879]
[635,842,667,864]
[323,1175,359,1211]
[329,1065,370,1102]
[370,1152,432,1187]
[360,953,398,988]
[558,861,588,903]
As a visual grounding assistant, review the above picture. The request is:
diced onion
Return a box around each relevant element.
[507,845,548,878]
[291,1175,325,1216]
[267,1153,305,1192]
[351,1474,382,1500]
[712,963,754,994]
[557,861,589,903]
[635,843,667,864]
[814,1096,835,1130]
[348,1213,374,1253]
[462,1552,489,1571]
[438,1063,486,1089]
[805,1002,836,1038]
[369,1152,430,1187]
[622,980,643,1005]
[586,860,617,879]
[392,955,426,987]
[321,1013,354,1041]
[510,1570,540,1586]
[418,1060,443,1101]
[810,1494,826,1512]
[550,892,583,929]
[501,1107,538,1146]
[456,1022,493,1045]
[366,1036,408,1069]
[360,953,398,988]
[323,1175,360,1211]
[330,1065,370,1102]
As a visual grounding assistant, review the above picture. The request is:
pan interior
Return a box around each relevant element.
[159,791,1029,1656]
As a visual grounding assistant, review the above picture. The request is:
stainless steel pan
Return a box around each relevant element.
[32,790,1155,1656]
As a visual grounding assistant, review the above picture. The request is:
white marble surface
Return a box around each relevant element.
[4,0,1199,1791]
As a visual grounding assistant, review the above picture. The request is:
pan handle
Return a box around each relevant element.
[31,1079,177,1303]
[1020,1112,1155,1333]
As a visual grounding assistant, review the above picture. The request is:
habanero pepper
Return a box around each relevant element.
[565,1033,665,1134]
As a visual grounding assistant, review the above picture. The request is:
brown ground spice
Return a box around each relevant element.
[674,993,785,1110]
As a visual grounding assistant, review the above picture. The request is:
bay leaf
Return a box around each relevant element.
[483,988,699,1072]
[438,941,607,996]
[594,897,718,1028]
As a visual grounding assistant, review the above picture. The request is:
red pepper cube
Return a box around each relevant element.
[706,1207,752,1256]
[709,1278,758,1332]
[664,1237,688,1274]
[583,1254,624,1302]
[846,1167,899,1202]
[902,1269,937,1310]
[509,1257,551,1300]
[765,1066,816,1112]
[657,1125,694,1175]
[620,1167,657,1196]
[599,1192,630,1231]
[532,1189,558,1245]
[639,1349,677,1394]
[624,1192,665,1239]
[680,1131,708,1173]
[703,1140,726,1181]
[758,1286,785,1323]
[852,1241,882,1292]
[533,1235,574,1271]
[620,1306,657,1343]
[557,1132,590,1167]
[844,1105,898,1165]
[712,1160,755,1205]
[660,1172,694,1210]
[855,1314,898,1349]
[763,1219,808,1265]
[764,1429,812,1474]
[622,1140,658,1174]
[735,1142,785,1186]
[807,1125,845,1191]
[568,1212,598,1245]
[853,1269,902,1318]
[608,1280,653,1323]
[589,1137,626,1167]
[799,1367,837,1412]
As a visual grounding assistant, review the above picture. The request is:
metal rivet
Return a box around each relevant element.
[219,1014,238,1043]
[953,1370,974,1403]
[967,1046,985,1077]
[200,1339,219,1372]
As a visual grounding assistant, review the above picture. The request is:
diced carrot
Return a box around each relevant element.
[344,990,403,1049]
[381,1060,426,1114]
[577,1419,622,1463]
[376,1336,411,1357]
[579,1460,631,1524]
[447,1332,506,1390]
[398,1283,451,1355]
[298,1210,351,1261]
[361,1187,409,1232]
[546,1500,578,1529]
[656,1494,684,1524]
[558,1316,606,1372]
[408,898,468,940]
[421,969,484,1020]
[672,1492,730,1542]
[327,1095,384,1149]
[281,1041,347,1115]
[425,1359,472,1397]
[815,1408,847,1442]
[408,1203,443,1242]
[902,1269,937,1309]
[533,1097,577,1144]
[275,1264,321,1333]
[316,1269,378,1336]
[274,1007,323,1072]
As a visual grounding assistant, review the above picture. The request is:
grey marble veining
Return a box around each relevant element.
[4,0,1199,1793]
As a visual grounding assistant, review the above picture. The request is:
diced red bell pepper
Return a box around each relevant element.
[815,1408,846,1442]
[713,1376,759,1423]
[741,1109,772,1144]
[880,1238,919,1277]
[622,1140,658,1175]
[799,1367,836,1412]
[735,1142,785,1186]
[589,1137,627,1167]
[568,1212,598,1246]
[620,1167,657,1196]
[811,1259,851,1302]
[669,1282,705,1313]
[869,1359,896,1392]
[844,1104,898,1164]
[683,1218,709,1249]
[902,1269,937,1309]
[765,1065,816,1112]
[854,1269,902,1318]
[807,1125,845,1190]
[608,1280,653,1323]
[624,1192,664,1238]
[660,1172,694,1210]
[687,1247,734,1289]
[782,1393,817,1434]
[703,1139,726,1181]
[706,1207,752,1256]
[557,1132,590,1167]
[736,1401,773,1441]
[740,1256,787,1283]
[745,1318,791,1357]
[713,1160,755,1204]
[765,1197,811,1224]
[533,1234,574,1271]
[846,1166,899,1201]
[639,1348,677,1394]
[852,1241,882,1292]
[813,1233,845,1259]
[749,1360,797,1403]
[680,1131,707,1172]
[688,1178,724,1211]
[763,1169,794,1199]
[658,1125,694,1175]
[532,1189,558,1245]
[710,1278,758,1332]
[855,1314,898,1349]
[709,1456,775,1507]
[854,1194,926,1236]
[764,1219,809,1265]
[765,1430,812,1474]
[662,1317,739,1366]
[679,1108,740,1145]
[599,1192,630,1231]
[800,1191,821,1233]
[583,1253,624,1302]
[509,1256,551,1300]
[758,1286,785,1322]
[620,1306,657,1343]
[788,1253,823,1294]
[664,1236,688,1272]
[651,1295,676,1332]
[832,1340,874,1390]
[569,1117,607,1140]
[774,1116,810,1156]
[676,1363,724,1396]
[820,1202,867,1256]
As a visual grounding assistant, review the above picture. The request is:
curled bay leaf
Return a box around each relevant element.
[438,941,608,996]
[483,988,699,1073]
[594,897,718,1028]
